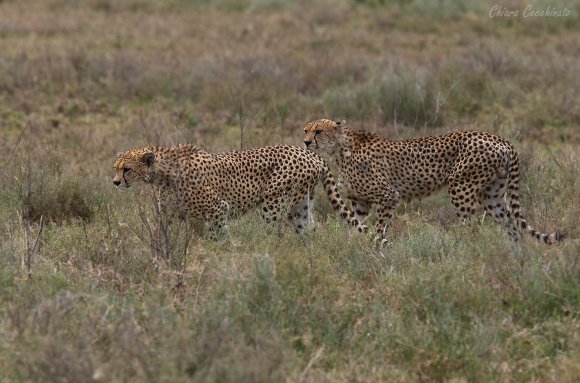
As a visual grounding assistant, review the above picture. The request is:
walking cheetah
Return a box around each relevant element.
[113,144,367,237]
[303,119,565,246]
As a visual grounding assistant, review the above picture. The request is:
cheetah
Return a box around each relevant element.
[303,119,565,246]
[113,144,367,237]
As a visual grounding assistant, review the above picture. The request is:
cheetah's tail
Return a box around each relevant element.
[506,152,565,245]
[320,162,368,233]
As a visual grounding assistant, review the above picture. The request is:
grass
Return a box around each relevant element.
[0,0,579,381]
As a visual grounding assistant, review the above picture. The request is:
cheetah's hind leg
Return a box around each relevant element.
[372,188,401,248]
[478,175,520,242]
[288,186,315,234]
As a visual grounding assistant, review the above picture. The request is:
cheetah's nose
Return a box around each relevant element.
[304,140,312,148]
[113,180,121,186]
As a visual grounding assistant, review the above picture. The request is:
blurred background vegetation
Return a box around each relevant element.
[0,0,578,381]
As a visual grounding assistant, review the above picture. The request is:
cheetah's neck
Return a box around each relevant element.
[334,127,361,166]
[147,145,205,186]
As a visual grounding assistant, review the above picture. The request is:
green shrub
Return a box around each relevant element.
[321,68,449,127]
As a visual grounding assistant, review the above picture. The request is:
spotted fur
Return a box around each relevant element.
[113,144,367,237]
[303,119,565,245]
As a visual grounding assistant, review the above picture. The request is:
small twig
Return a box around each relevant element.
[426,79,459,128]
[1,120,31,180]
[542,144,564,173]
[393,95,402,139]
[25,215,44,279]
[228,88,246,149]
[229,86,266,149]
[7,121,31,169]
[299,346,325,383]
[273,102,287,145]
[192,264,205,310]
[105,203,112,236]
[414,75,426,132]
[138,109,153,146]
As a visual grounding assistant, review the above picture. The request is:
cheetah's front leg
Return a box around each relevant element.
[350,197,371,225]
[188,185,230,240]
[205,200,230,240]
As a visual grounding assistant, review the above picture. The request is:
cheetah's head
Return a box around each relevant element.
[112,150,155,191]
[303,119,346,155]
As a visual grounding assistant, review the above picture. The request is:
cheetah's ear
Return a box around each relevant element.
[141,152,155,167]
[335,119,346,133]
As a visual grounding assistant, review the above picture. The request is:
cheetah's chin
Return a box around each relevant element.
[116,185,131,192]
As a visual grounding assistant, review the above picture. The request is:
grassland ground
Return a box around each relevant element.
[0,0,579,381]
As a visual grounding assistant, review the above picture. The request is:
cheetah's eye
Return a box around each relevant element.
[123,167,131,173]
[315,129,322,135]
